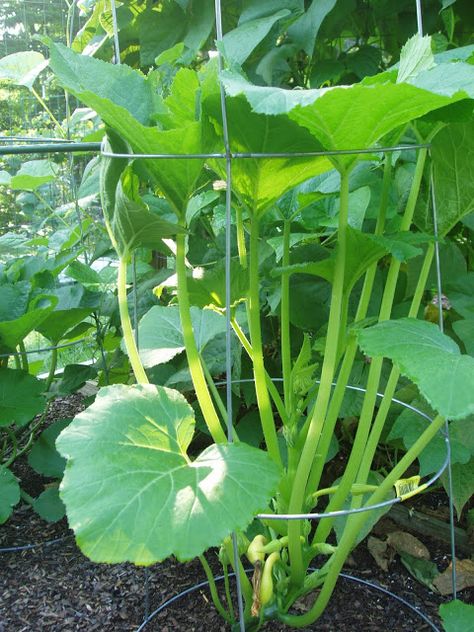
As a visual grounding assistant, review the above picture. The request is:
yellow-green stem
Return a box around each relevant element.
[248,217,282,467]
[287,170,350,586]
[175,233,226,443]
[117,258,149,385]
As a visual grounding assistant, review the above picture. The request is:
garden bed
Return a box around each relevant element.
[1,395,472,631]
[1,501,471,631]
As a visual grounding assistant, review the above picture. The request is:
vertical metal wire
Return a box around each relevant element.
[418,0,456,599]
[214,1,246,630]
[430,172,458,598]
[415,0,424,36]
[110,0,146,610]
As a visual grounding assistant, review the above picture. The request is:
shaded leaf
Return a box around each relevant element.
[0,369,46,428]
[28,419,71,478]
[0,467,20,524]
[33,486,66,523]
[220,10,290,66]
[400,552,439,590]
[287,0,336,57]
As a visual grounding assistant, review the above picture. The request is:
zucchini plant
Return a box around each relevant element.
[45,30,474,630]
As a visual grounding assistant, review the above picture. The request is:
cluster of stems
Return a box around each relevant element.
[111,141,443,629]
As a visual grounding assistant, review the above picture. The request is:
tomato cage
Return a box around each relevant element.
[0,0,470,631]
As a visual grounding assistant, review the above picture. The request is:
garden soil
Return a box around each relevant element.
[1,397,472,631]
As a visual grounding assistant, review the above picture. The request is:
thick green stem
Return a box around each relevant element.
[313,148,427,546]
[236,205,248,269]
[281,414,445,627]
[231,317,288,425]
[175,233,226,444]
[248,217,282,467]
[287,170,350,586]
[281,219,292,416]
[117,258,149,385]
[44,347,58,391]
[355,244,435,487]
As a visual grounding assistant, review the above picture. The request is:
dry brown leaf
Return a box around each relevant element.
[367,536,391,572]
[386,530,430,560]
[433,559,474,595]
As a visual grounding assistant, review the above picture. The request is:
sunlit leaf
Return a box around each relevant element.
[57,384,280,563]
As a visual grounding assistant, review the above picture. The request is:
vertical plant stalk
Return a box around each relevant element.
[248,217,282,467]
[305,154,393,510]
[355,243,435,487]
[44,347,58,391]
[175,232,226,444]
[117,257,148,385]
[281,414,447,628]
[287,170,351,586]
[313,148,428,546]
[236,205,248,269]
[18,341,29,373]
[281,219,292,416]
[231,317,288,425]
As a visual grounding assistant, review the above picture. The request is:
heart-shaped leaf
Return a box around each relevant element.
[57,384,280,563]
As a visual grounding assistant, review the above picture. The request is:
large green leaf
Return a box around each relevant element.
[205,95,332,215]
[136,305,226,368]
[388,409,472,477]
[46,40,160,125]
[0,467,20,525]
[415,121,474,236]
[440,600,474,632]
[35,285,96,344]
[57,384,280,563]
[0,369,46,428]
[358,318,474,421]
[0,51,48,89]
[222,65,474,170]
[48,42,206,215]
[453,319,474,356]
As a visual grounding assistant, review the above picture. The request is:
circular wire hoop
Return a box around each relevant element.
[135,569,441,632]
[214,377,450,522]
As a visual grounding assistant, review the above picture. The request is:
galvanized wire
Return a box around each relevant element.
[135,569,441,632]
[430,170,458,599]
